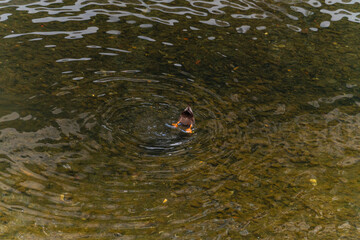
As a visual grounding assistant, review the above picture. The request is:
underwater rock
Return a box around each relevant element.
[337,157,359,167]
[338,222,351,230]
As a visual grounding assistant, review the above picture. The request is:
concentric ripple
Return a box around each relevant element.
[0,75,235,239]
[1,0,360,237]
[94,76,228,159]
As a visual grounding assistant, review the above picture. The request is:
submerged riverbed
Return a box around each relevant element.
[0,0,360,239]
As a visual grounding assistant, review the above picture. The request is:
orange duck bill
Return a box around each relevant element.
[172,106,195,133]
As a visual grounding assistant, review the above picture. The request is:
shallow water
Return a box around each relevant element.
[0,0,360,239]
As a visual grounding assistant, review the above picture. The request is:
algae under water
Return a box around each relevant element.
[0,0,360,239]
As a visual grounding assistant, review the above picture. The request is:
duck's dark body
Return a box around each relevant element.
[178,106,195,126]
[172,106,195,133]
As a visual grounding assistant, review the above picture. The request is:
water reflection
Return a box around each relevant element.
[1,0,358,35]
[4,26,99,39]
[0,0,360,238]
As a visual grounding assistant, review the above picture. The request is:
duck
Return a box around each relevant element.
[172,106,195,133]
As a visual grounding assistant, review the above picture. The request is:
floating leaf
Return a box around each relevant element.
[310,179,317,186]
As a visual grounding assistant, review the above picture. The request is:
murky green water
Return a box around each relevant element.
[0,0,360,239]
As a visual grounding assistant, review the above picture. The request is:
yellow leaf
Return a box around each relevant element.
[310,179,317,186]
[163,199,168,203]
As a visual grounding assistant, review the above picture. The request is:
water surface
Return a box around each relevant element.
[0,0,360,239]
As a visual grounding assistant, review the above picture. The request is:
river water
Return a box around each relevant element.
[0,0,360,239]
